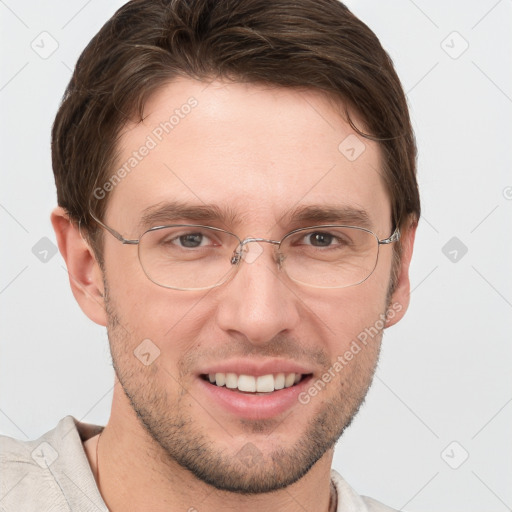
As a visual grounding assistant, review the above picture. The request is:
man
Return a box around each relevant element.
[1,0,419,510]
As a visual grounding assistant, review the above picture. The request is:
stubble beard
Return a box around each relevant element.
[104,283,383,494]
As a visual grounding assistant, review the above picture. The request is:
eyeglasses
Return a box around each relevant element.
[89,212,400,291]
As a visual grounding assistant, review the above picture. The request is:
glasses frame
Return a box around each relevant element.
[88,211,400,290]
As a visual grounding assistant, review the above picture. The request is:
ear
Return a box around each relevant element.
[385,217,417,328]
[51,207,107,326]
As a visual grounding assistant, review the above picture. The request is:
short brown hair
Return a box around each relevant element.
[52,0,420,256]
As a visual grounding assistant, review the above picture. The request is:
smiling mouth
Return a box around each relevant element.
[201,372,312,393]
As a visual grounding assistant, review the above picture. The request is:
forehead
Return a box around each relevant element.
[106,78,391,233]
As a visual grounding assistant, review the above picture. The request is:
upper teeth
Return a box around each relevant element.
[208,372,302,393]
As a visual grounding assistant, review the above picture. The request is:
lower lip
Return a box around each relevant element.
[197,376,312,420]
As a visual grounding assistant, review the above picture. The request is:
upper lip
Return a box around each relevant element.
[197,358,314,377]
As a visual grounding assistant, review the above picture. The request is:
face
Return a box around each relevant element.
[97,78,404,493]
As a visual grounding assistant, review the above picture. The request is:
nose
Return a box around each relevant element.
[215,241,301,346]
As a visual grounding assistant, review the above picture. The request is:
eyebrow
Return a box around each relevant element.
[138,201,242,230]
[283,204,373,229]
[138,201,373,231]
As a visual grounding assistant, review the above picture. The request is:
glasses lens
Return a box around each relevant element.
[138,226,240,290]
[280,226,379,288]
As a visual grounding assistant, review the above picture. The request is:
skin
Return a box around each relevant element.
[52,78,416,512]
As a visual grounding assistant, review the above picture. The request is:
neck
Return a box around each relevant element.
[85,403,336,512]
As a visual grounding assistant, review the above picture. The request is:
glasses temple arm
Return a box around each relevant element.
[89,212,139,245]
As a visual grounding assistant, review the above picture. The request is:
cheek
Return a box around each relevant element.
[108,277,209,362]
[103,241,219,359]
[104,243,178,324]
[313,267,390,315]
[299,274,390,356]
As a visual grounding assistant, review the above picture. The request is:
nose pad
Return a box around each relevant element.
[241,240,265,264]
[230,240,282,267]
[230,250,241,265]
[276,251,286,270]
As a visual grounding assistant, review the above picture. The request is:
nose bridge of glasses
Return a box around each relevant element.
[231,237,281,265]
[241,237,280,246]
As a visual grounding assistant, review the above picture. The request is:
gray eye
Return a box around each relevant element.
[307,232,334,246]
[178,233,204,248]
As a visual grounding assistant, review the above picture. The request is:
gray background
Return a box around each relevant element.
[1,1,511,511]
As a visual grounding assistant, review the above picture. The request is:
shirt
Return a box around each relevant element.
[0,416,398,511]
